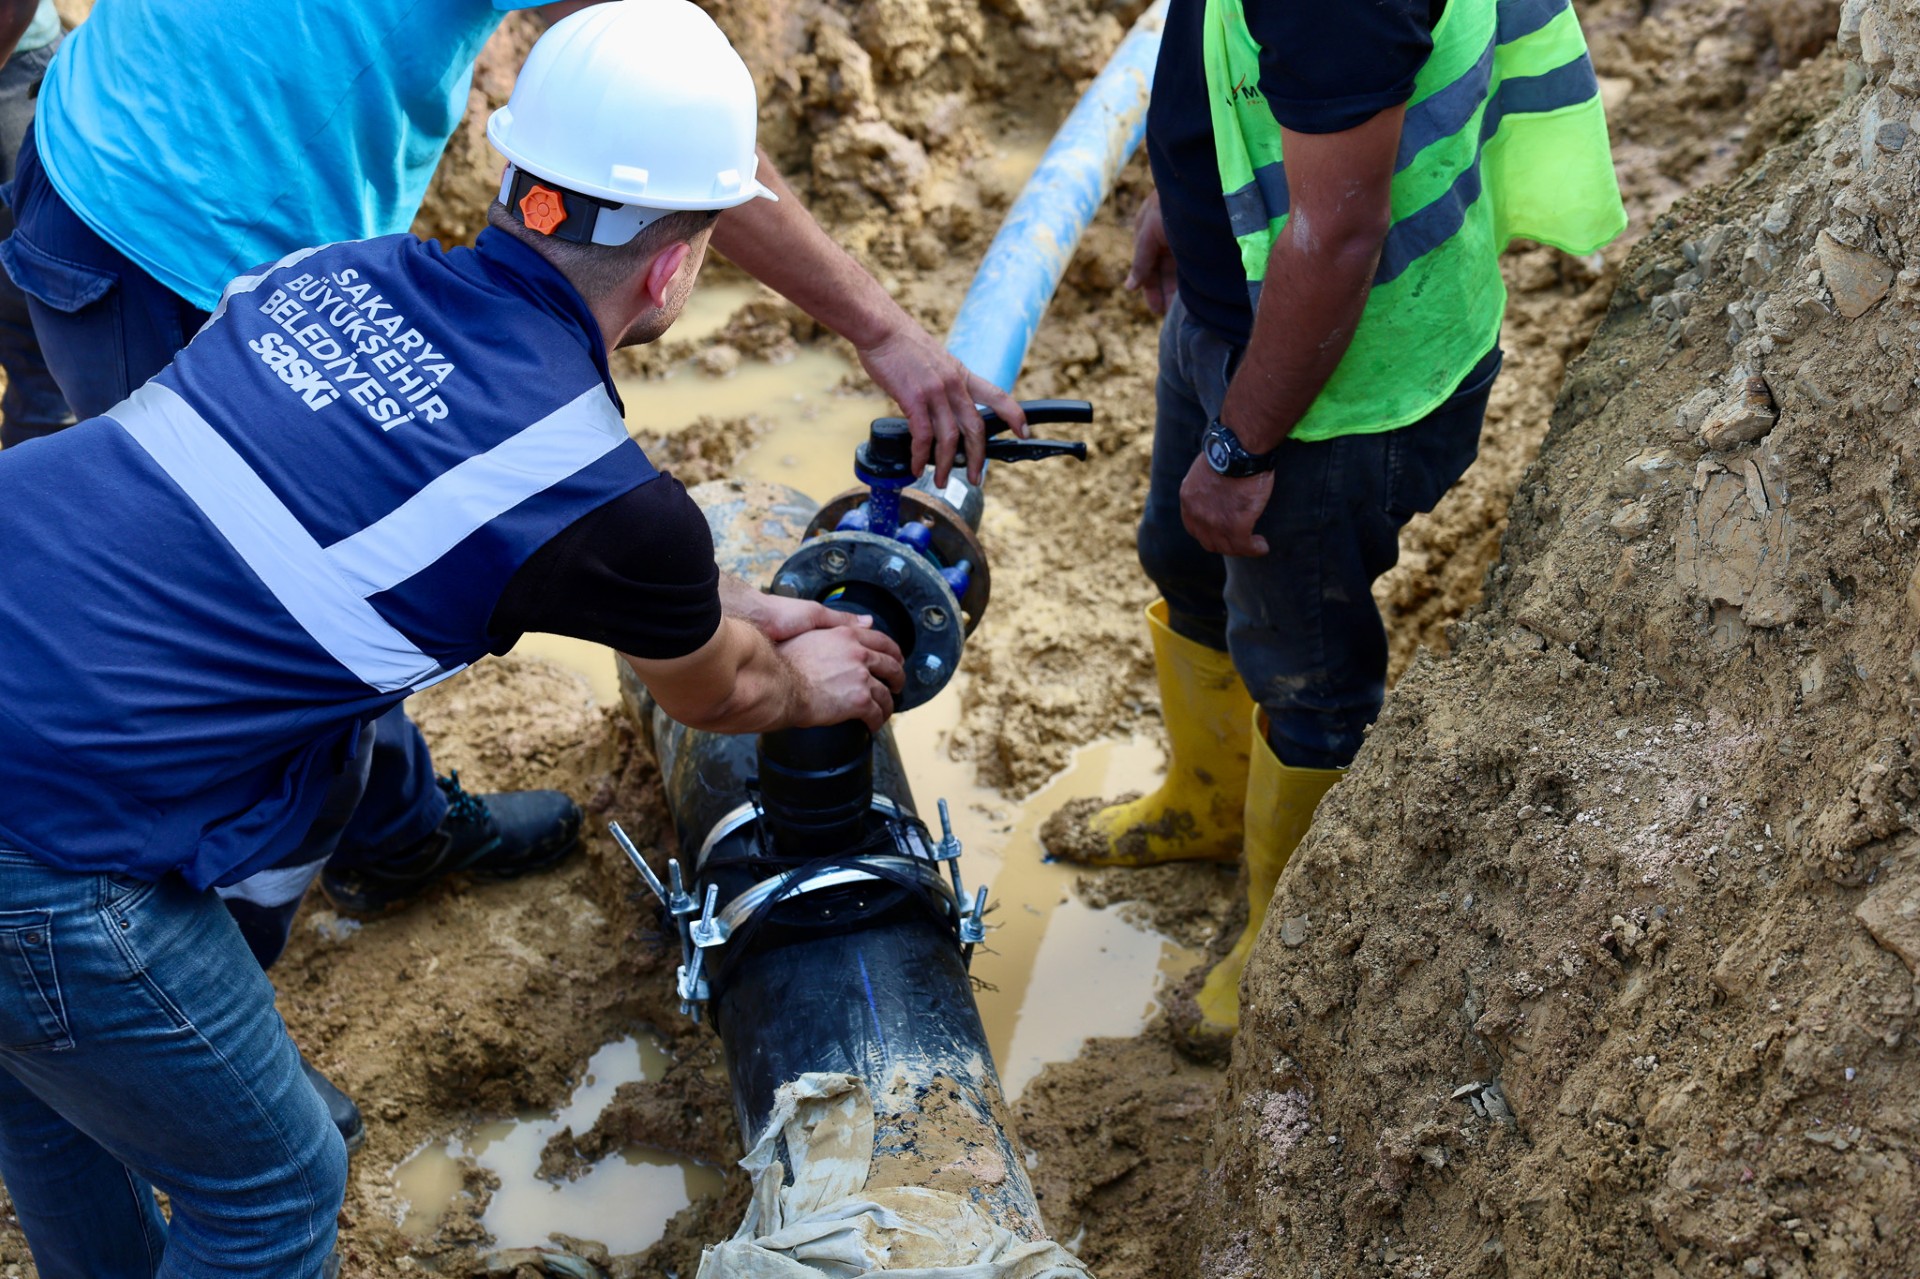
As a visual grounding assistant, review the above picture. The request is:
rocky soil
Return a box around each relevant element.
[0,0,1890,1277]
[1199,1,1920,1276]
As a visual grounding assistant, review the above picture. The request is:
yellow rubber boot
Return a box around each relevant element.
[1191,712,1343,1037]
[1058,601,1255,867]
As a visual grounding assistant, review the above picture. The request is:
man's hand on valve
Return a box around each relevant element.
[855,317,1027,489]
[777,624,906,733]
[723,577,864,643]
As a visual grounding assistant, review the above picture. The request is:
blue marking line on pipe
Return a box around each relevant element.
[945,0,1170,393]
[858,951,887,1050]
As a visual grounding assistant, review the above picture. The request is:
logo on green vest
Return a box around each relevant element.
[1227,72,1262,105]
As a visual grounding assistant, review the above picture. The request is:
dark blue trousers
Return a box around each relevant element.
[0,130,448,959]
[1139,296,1498,770]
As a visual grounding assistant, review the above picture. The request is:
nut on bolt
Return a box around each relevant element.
[914,653,946,687]
[772,573,803,598]
[879,555,908,587]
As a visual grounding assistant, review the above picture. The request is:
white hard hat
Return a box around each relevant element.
[487,0,777,246]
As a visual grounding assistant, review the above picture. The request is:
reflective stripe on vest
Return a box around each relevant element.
[1204,0,1625,440]
[1222,0,1605,287]
[115,375,632,693]
[207,244,328,325]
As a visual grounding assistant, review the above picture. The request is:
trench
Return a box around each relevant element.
[400,312,1199,1252]
[0,1,1816,1275]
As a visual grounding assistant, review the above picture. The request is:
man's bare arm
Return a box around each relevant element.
[711,151,1026,488]
[1218,105,1405,452]
[1180,105,1406,556]
[623,615,903,734]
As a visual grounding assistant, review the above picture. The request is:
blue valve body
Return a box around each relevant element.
[855,463,910,539]
[896,521,933,556]
[845,469,965,602]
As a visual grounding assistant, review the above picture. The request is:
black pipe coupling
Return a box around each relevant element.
[607,799,988,1024]
[769,531,965,711]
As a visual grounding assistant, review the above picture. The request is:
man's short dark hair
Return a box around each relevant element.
[487,200,719,301]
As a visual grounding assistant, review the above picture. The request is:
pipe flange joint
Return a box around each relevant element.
[771,530,964,711]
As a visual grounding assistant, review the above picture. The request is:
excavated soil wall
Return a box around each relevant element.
[1199,3,1920,1277]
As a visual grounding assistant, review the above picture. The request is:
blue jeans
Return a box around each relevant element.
[0,128,449,960]
[0,40,75,449]
[0,850,346,1277]
[1139,296,1498,769]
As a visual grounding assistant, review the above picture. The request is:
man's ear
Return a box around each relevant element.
[642,241,694,309]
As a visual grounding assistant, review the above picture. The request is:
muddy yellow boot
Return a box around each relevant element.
[1190,712,1342,1038]
[1044,601,1254,866]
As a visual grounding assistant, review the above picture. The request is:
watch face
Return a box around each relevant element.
[1206,431,1235,472]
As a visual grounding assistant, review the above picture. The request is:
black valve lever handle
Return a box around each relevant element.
[976,398,1093,438]
[953,437,1088,469]
[978,438,1088,464]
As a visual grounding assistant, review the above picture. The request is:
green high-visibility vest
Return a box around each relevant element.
[1204,0,1626,441]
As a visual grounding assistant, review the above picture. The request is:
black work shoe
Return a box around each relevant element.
[301,1055,366,1154]
[319,772,582,915]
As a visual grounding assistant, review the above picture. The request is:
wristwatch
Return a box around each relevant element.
[1201,417,1278,477]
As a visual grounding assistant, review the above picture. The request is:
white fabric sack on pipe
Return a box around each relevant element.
[697,1073,1090,1279]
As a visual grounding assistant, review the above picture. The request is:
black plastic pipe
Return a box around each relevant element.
[618,479,1046,1238]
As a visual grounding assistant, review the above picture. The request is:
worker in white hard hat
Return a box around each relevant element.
[0,0,1024,1158]
[0,5,905,1273]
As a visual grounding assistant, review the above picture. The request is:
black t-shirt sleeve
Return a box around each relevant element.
[487,475,722,660]
[1254,0,1440,135]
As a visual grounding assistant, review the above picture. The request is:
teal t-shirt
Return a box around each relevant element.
[36,0,546,311]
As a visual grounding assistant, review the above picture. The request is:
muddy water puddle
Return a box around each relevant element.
[667,280,760,345]
[892,689,1202,1099]
[619,327,891,503]
[620,344,890,490]
[393,1033,724,1252]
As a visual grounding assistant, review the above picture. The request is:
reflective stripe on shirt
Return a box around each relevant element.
[325,383,633,596]
[112,379,451,693]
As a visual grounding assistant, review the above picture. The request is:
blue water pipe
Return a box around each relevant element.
[945,0,1170,393]
[839,0,1166,585]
